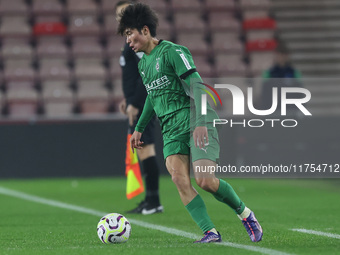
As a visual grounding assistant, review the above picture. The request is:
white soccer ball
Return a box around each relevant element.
[97,213,131,244]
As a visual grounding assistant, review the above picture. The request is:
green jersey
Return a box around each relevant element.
[135,40,217,139]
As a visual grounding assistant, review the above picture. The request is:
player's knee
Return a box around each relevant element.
[171,171,190,189]
[195,178,215,193]
[137,144,156,161]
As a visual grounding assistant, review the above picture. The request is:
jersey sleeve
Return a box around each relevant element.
[167,46,207,126]
[167,46,197,78]
[135,95,155,133]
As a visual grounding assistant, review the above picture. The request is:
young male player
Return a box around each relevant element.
[115,1,163,215]
[118,3,263,243]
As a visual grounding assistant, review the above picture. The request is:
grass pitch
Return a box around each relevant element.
[0,177,339,255]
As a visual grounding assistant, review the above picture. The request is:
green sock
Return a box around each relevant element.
[185,194,215,233]
[213,179,245,214]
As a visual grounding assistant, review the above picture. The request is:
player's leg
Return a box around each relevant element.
[193,159,245,214]
[191,125,263,242]
[126,116,162,214]
[165,153,221,243]
[136,144,163,214]
[193,159,263,242]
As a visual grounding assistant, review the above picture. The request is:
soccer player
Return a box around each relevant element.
[118,3,263,243]
[115,1,163,215]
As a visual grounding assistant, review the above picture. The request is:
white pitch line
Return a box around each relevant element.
[291,229,340,240]
[0,186,291,255]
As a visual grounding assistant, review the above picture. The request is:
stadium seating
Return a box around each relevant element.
[42,80,74,117]
[0,0,29,16]
[0,0,336,119]
[0,16,31,38]
[204,0,235,12]
[6,81,38,117]
[32,0,64,16]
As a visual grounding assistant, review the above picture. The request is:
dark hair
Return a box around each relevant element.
[114,0,133,13]
[118,3,158,37]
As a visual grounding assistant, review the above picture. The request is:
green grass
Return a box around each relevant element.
[0,177,339,255]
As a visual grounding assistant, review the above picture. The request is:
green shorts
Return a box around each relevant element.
[163,126,220,163]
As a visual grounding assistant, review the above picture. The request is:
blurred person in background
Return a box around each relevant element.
[261,44,303,114]
[115,0,163,215]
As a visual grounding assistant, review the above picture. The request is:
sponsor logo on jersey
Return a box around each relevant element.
[155,58,160,72]
[145,75,170,93]
[176,49,191,70]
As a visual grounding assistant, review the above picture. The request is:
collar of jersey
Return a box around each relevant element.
[148,39,164,56]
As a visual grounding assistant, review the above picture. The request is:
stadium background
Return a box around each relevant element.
[0,0,339,178]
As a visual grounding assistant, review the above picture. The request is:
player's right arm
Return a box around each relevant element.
[130,95,155,151]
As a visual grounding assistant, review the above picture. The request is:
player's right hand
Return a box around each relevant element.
[130,131,144,152]
[119,99,127,115]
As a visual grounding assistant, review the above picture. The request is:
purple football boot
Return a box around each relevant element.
[194,231,222,243]
[242,211,263,242]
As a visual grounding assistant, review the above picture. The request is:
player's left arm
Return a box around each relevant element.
[167,46,208,149]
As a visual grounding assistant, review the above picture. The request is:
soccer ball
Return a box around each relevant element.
[97,213,131,244]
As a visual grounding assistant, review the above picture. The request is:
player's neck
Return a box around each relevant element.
[144,38,159,55]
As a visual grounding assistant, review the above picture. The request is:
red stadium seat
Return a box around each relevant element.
[243,18,276,30]
[33,22,67,36]
[243,18,276,40]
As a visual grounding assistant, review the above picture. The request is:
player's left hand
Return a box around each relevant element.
[126,104,139,126]
[193,126,209,149]
[130,131,144,152]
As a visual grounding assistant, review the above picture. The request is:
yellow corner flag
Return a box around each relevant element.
[125,134,144,199]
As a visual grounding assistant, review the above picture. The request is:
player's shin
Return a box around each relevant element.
[212,179,246,214]
[185,194,215,233]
